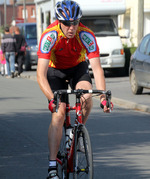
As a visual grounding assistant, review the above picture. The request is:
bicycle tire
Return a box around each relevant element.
[73,125,93,179]
[57,127,68,179]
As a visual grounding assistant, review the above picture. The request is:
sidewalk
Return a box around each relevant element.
[21,70,150,114]
[106,77,150,113]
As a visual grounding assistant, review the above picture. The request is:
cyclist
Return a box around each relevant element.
[37,0,113,178]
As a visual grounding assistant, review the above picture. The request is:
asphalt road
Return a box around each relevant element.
[0,75,150,179]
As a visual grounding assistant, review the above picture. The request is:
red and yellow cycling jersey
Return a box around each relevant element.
[37,20,99,69]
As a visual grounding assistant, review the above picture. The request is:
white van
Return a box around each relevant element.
[81,17,125,71]
[75,0,126,73]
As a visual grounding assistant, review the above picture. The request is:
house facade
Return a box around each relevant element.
[0,0,36,28]
[119,0,150,47]
[34,0,55,42]
[16,0,36,24]
[0,4,15,27]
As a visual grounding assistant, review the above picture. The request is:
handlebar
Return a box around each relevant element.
[54,89,112,112]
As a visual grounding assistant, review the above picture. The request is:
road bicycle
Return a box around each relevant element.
[54,89,112,179]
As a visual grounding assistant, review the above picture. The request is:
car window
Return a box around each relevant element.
[25,25,37,39]
[139,35,150,54]
[145,40,150,56]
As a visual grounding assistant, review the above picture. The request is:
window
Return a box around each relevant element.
[22,9,28,19]
[81,18,118,36]
[46,11,51,27]
[31,8,35,18]
[139,35,149,54]
[41,12,44,24]
[25,24,37,39]
[145,40,150,56]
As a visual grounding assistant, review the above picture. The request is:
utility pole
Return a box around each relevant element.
[4,0,7,27]
[138,0,144,44]
[23,0,26,23]
[12,0,16,25]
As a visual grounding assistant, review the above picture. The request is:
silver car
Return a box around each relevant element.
[129,33,150,94]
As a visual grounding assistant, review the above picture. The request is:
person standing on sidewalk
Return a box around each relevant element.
[1,26,16,78]
[14,27,27,77]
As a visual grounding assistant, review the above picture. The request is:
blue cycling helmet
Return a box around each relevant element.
[55,0,82,21]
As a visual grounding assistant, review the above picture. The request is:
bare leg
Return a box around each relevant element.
[48,103,66,160]
[75,81,93,124]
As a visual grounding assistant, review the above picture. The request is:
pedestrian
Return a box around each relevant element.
[1,26,16,78]
[37,1,113,178]
[0,37,7,76]
[14,27,27,77]
[0,48,7,76]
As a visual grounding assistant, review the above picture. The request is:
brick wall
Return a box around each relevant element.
[0,5,15,26]
[17,4,36,23]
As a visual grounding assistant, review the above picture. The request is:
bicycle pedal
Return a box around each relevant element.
[57,151,66,159]
[57,152,62,159]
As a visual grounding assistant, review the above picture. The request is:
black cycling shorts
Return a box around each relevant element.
[47,61,92,102]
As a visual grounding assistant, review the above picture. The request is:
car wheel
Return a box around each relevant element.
[130,70,143,94]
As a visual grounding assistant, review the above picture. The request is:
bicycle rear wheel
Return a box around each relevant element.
[73,125,93,179]
[57,127,68,179]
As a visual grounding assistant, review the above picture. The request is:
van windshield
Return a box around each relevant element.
[81,18,118,36]
[25,24,37,39]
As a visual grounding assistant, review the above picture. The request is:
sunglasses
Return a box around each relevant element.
[60,20,80,27]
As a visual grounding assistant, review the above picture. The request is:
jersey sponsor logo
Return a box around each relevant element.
[79,31,96,53]
[41,31,57,53]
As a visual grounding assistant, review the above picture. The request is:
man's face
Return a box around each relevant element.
[60,19,79,39]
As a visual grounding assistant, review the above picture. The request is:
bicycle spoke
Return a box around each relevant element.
[73,125,93,179]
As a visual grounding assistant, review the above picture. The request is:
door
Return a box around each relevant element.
[143,37,150,88]
[135,35,150,83]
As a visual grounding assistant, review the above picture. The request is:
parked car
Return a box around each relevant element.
[129,33,150,94]
[16,23,38,70]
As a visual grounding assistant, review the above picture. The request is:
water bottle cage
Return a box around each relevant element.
[66,134,73,149]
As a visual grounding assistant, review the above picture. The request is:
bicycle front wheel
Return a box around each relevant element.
[73,125,93,179]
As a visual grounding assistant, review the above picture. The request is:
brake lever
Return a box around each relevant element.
[106,90,112,112]
[54,91,59,113]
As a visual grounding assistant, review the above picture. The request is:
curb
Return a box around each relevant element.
[22,74,37,81]
[112,97,150,113]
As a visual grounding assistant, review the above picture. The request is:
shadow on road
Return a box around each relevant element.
[0,107,150,179]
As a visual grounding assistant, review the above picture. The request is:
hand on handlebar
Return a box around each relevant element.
[100,100,113,113]
[48,99,56,113]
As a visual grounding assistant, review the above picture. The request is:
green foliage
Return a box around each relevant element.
[123,47,137,74]
[124,47,137,63]
[130,47,137,55]
[0,25,5,34]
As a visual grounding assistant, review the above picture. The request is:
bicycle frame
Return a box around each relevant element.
[55,89,112,176]
[61,92,83,173]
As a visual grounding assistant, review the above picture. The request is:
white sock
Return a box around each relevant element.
[49,160,57,168]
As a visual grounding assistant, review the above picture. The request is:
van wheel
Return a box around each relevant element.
[130,70,143,94]
[25,62,31,71]
[24,54,31,71]
[25,60,31,71]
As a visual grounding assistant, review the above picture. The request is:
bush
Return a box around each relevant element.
[130,47,137,55]
[123,47,137,75]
